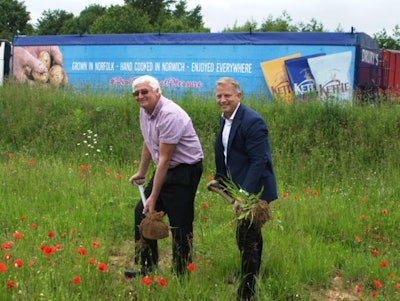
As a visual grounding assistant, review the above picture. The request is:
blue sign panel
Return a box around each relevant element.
[12,32,380,99]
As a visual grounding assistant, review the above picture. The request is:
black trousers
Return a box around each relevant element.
[134,161,203,274]
[236,220,263,299]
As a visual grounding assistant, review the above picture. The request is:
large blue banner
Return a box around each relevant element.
[12,32,381,100]
[60,44,355,97]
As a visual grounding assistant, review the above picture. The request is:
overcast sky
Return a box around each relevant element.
[23,0,399,36]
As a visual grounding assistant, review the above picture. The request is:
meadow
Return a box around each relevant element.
[1,84,400,300]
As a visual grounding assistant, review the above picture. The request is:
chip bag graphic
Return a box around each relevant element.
[260,53,301,102]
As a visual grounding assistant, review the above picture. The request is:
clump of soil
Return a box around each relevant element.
[138,211,169,240]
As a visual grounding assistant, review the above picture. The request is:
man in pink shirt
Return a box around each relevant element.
[125,75,203,277]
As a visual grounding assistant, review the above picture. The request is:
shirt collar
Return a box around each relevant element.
[222,103,240,121]
[143,95,163,118]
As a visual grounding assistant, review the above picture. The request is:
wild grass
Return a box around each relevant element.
[1,84,400,300]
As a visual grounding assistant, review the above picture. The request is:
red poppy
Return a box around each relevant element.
[8,153,14,159]
[354,236,361,242]
[355,284,361,293]
[13,259,23,268]
[97,262,107,272]
[370,249,379,257]
[187,263,195,272]
[141,276,152,285]
[20,216,26,222]
[201,202,208,209]
[374,280,382,289]
[0,263,6,273]
[40,245,55,257]
[207,175,213,180]
[30,223,37,229]
[6,280,15,289]
[28,159,34,166]
[380,261,388,267]
[1,242,14,250]
[381,209,388,215]
[281,192,288,198]
[158,278,167,287]
[116,173,122,180]
[77,248,87,256]
[73,276,81,285]
[396,283,400,290]
[4,253,11,261]
[79,165,90,170]
[89,257,95,264]
[47,232,55,238]
[13,232,23,239]
[91,241,100,249]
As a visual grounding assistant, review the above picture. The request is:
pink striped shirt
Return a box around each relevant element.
[139,95,203,168]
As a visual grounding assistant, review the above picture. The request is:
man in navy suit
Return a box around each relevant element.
[207,77,278,301]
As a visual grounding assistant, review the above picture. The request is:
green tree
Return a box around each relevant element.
[161,0,208,32]
[125,0,207,32]
[259,11,299,32]
[58,18,80,34]
[297,18,325,32]
[222,19,258,33]
[77,4,107,34]
[125,0,175,26]
[89,5,152,34]
[177,1,206,30]
[36,9,74,35]
[374,26,400,50]
[222,11,329,33]
[0,0,31,40]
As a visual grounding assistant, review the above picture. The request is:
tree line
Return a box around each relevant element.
[1,0,399,49]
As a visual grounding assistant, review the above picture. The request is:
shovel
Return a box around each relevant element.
[133,180,147,209]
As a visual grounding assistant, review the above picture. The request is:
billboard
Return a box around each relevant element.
[12,32,380,100]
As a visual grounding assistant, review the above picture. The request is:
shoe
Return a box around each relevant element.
[124,269,141,278]
[124,265,159,278]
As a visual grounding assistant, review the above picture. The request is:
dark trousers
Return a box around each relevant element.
[236,220,263,299]
[134,161,203,274]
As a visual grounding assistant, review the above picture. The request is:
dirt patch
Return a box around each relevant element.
[311,275,359,300]
[108,239,172,271]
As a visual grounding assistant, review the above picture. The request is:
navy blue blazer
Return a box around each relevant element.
[214,104,278,203]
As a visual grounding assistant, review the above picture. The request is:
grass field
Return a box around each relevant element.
[1,84,400,300]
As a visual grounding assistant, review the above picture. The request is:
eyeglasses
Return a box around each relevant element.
[133,89,150,97]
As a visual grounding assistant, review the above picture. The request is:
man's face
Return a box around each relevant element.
[133,82,160,113]
[215,83,241,118]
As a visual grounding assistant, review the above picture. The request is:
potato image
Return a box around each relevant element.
[32,70,49,83]
[49,65,65,88]
[37,51,51,70]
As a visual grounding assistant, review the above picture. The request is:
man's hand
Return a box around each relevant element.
[129,174,145,186]
[206,179,220,191]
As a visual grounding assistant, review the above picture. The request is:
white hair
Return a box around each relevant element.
[132,75,162,93]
